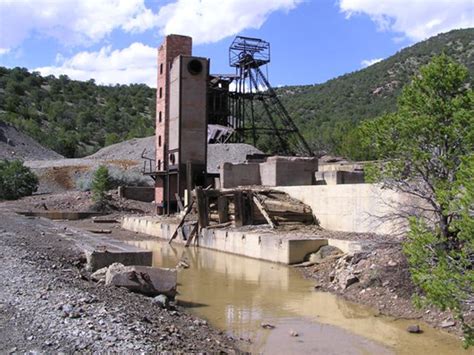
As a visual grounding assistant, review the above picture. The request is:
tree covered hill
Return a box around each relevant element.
[276,28,474,156]
[0,69,155,157]
[0,28,472,159]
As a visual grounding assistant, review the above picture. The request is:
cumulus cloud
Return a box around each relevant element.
[339,0,474,41]
[361,57,383,67]
[0,0,159,51]
[156,0,301,44]
[0,0,301,52]
[35,43,157,87]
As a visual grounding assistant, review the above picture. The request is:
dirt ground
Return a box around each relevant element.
[2,191,465,348]
[0,195,239,353]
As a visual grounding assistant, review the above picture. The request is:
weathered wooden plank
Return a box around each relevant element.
[185,222,199,247]
[205,221,232,229]
[195,187,209,228]
[233,191,245,227]
[252,195,276,229]
[217,195,229,223]
[175,193,184,212]
[168,199,195,245]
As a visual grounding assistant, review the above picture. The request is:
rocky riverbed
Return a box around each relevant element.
[0,209,238,353]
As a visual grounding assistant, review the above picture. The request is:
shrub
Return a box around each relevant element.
[91,165,111,205]
[0,159,38,200]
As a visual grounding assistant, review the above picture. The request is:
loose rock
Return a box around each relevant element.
[407,325,422,334]
[105,263,177,297]
[440,320,455,328]
[261,323,275,329]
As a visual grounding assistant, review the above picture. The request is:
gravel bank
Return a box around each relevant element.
[0,208,237,353]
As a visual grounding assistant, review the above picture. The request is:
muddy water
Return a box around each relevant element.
[129,239,466,354]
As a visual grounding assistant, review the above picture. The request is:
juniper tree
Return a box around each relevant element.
[359,54,473,346]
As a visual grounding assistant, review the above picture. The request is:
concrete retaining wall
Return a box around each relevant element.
[277,184,423,235]
[121,216,332,264]
[118,186,155,202]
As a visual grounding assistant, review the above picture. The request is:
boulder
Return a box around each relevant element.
[336,269,359,290]
[105,263,177,297]
[308,245,343,264]
[90,266,108,282]
[152,294,170,309]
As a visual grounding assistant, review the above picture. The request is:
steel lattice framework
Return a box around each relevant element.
[227,36,313,156]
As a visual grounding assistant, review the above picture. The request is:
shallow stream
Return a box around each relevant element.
[129,239,466,354]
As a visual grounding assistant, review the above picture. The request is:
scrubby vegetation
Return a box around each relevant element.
[0,70,155,158]
[0,159,38,200]
[360,54,473,346]
[1,29,472,159]
[276,28,474,157]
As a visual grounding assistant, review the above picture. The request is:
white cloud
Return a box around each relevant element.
[361,57,383,67]
[35,43,157,87]
[156,0,301,45]
[0,48,10,55]
[0,0,159,51]
[0,0,302,52]
[339,0,474,41]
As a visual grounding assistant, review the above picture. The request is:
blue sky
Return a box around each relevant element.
[0,0,472,87]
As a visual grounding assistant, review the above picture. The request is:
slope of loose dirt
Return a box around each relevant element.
[0,121,64,160]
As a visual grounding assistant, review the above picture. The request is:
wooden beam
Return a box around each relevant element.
[233,191,245,227]
[195,187,209,228]
[175,193,184,212]
[185,222,198,247]
[205,221,232,229]
[217,195,229,223]
[252,195,276,229]
[168,199,194,244]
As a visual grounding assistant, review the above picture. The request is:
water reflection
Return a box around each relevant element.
[128,239,466,354]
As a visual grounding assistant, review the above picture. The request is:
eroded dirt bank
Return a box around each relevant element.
[296,239,464,338]
[0,208,237,353]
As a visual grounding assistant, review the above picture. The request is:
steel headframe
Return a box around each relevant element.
[227,35,313,156]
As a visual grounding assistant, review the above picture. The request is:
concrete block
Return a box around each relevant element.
[260,156,318,186]
[220,162,261,188]
[85,249,153,271]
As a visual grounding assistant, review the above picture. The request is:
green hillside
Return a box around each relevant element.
[0,28,472,159]
[277,28,474,157]
[0,69,155,157]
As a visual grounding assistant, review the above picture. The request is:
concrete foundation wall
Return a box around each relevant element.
[118,186,155,202]
[221,162,260,188]
[314,171,365,185]
[220,157,318,188]
[277,184,423,235]
[121,216,333,264]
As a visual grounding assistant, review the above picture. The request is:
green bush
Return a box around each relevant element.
[361,55,473,347]
[91,165,111,205]
[0,160,38,200]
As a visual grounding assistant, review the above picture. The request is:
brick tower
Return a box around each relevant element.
[155,35,192,214]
